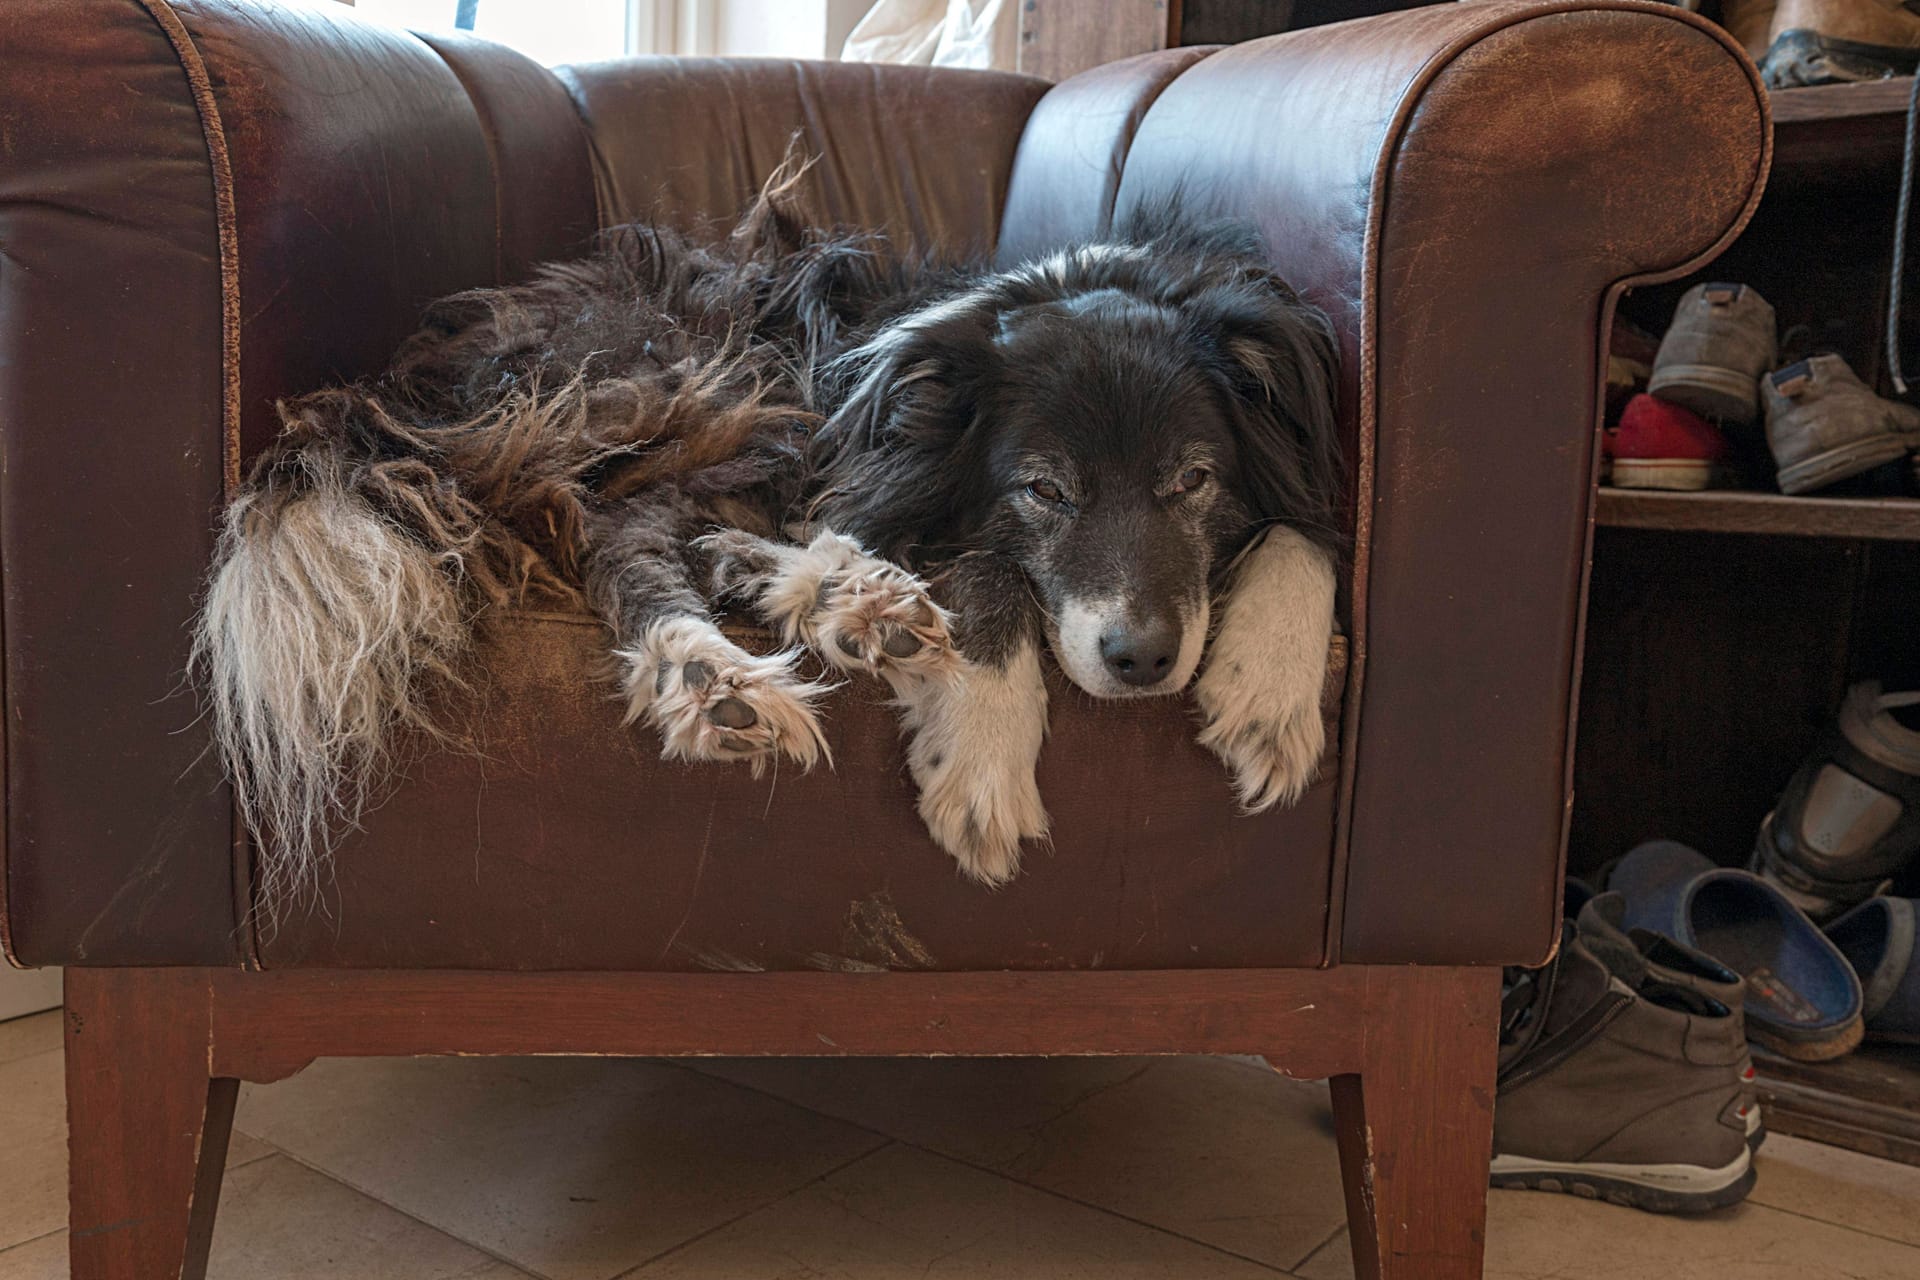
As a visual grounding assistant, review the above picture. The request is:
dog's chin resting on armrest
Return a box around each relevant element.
[195,166,1342,902]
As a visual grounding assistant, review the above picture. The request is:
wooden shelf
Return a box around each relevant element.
[1596,488,1920,540]
[1771,78,1916,182]
[1756,1044,1920,1167]
[1772,78,1916,127]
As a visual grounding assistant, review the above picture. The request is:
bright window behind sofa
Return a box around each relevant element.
[354,0,631,66]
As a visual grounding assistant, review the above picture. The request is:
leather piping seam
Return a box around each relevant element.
[550,65,619,232]
[135,0,253,968]
[1095,45,1219,238]
[1559,15,1771,967]
[1332,0,1771,968]
[412,34,510,284]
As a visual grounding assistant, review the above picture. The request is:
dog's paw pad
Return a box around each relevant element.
[624,621,830,775]
[1194,673,1325,812]
[810,563,957,685]
[706,696,758,730]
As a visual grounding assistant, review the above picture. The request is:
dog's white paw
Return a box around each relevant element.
[1193,527,1337,812]
[1196,666,1325,811]
[901,643,1049,886]
[701,529,958,690]
[620,618,830,775]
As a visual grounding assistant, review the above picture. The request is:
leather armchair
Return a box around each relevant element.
[0,2,1767,1276]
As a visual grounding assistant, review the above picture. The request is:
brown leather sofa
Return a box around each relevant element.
[0,2,1767,1276]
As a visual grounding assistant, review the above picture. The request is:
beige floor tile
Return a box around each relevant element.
[1295,1189,1920,1280]
[1748,1133,1920,1248]
[0,1013,60,1067]
[0,1158,534,1280]
[0,1232,64,1280]
[692,1054,1149,1167]
[207,1159,519,1280]
[0,1053,65,1250]
[993,1056,1347,1270]
[631,1142,1279,1279]
[235,1056,886,1280]
[0,1046,273,1253]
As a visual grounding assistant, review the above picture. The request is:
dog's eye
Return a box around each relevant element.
[1171,466,1210,495]
[1027,479,1067,505]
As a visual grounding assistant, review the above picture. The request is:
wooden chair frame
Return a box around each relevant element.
[63,964,1498,1279]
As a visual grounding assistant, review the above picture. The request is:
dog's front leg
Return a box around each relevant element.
[694,528,959,691]
[1194,526,1337,810]
[899,553,1050,887]
[583,502,830,775]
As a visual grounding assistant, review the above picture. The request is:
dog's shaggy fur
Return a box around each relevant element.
[196,163,1341,905]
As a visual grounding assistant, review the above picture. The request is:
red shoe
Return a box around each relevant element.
[1605,393,1732,491]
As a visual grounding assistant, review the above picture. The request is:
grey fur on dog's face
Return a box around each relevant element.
[982,295,1254,697]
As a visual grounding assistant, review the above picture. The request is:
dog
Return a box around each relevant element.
[196,164,1341,906]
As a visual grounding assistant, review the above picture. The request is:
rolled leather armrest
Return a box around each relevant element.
[1111,0,1768,964]
[0,0,599,965]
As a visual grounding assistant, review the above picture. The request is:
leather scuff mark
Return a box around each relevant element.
[687,947,764,973]
[841,890,936,970]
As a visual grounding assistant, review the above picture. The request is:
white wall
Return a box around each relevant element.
[712,0,884,58]
[0,966,59,1021]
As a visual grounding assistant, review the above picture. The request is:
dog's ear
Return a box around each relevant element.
[808,295,1003,557]
[1185,277,1344,553]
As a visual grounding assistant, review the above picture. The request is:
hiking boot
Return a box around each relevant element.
[1649,283,1777,424]
[1577,892,1764,1147]
[1604,393,1732,491]
[1752,682,1920,919]
[1765,355,1920,494]
[1761,0,1920,87]
[1493,923,1756,1213]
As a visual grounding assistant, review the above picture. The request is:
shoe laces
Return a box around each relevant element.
[1889,72,1920,395]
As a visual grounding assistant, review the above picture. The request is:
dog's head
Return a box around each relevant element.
[812,217,1341,698]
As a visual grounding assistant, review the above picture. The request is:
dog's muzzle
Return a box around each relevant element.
[1051,595,1207,698]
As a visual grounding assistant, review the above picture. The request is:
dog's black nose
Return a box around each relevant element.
[1099,619,1179,687]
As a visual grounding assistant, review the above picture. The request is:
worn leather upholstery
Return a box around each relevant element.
[561,56,1047,253]
[0,0,1766,971]
[995,45,1219,265]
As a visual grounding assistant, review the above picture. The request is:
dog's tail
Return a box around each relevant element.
[193,400,491,918]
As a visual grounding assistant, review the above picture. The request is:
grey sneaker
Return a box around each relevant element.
[1650,283,1777,424]
[1752,682,1920,919]
[1493,925,1755,1213]
[1577,892,1763,1149]
[1764,355,1920,494]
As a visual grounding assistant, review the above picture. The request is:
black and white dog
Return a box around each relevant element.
[198,169,1341,902]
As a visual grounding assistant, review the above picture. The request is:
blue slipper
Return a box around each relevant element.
[1606,840,1863,1061]
[1827,898,1920,1046]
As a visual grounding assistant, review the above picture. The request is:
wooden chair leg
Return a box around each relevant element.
[65,969,237,1280]
[1330,965,1501,1280]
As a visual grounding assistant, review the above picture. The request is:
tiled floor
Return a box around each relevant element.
[5,1010,1920,1279]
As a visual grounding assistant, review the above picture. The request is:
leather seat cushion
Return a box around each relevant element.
[257,611,1346,971]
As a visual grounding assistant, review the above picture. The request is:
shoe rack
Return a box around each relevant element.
[1575,79,1920,1165]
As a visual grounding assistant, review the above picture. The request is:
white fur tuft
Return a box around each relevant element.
[193,458,472,919]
